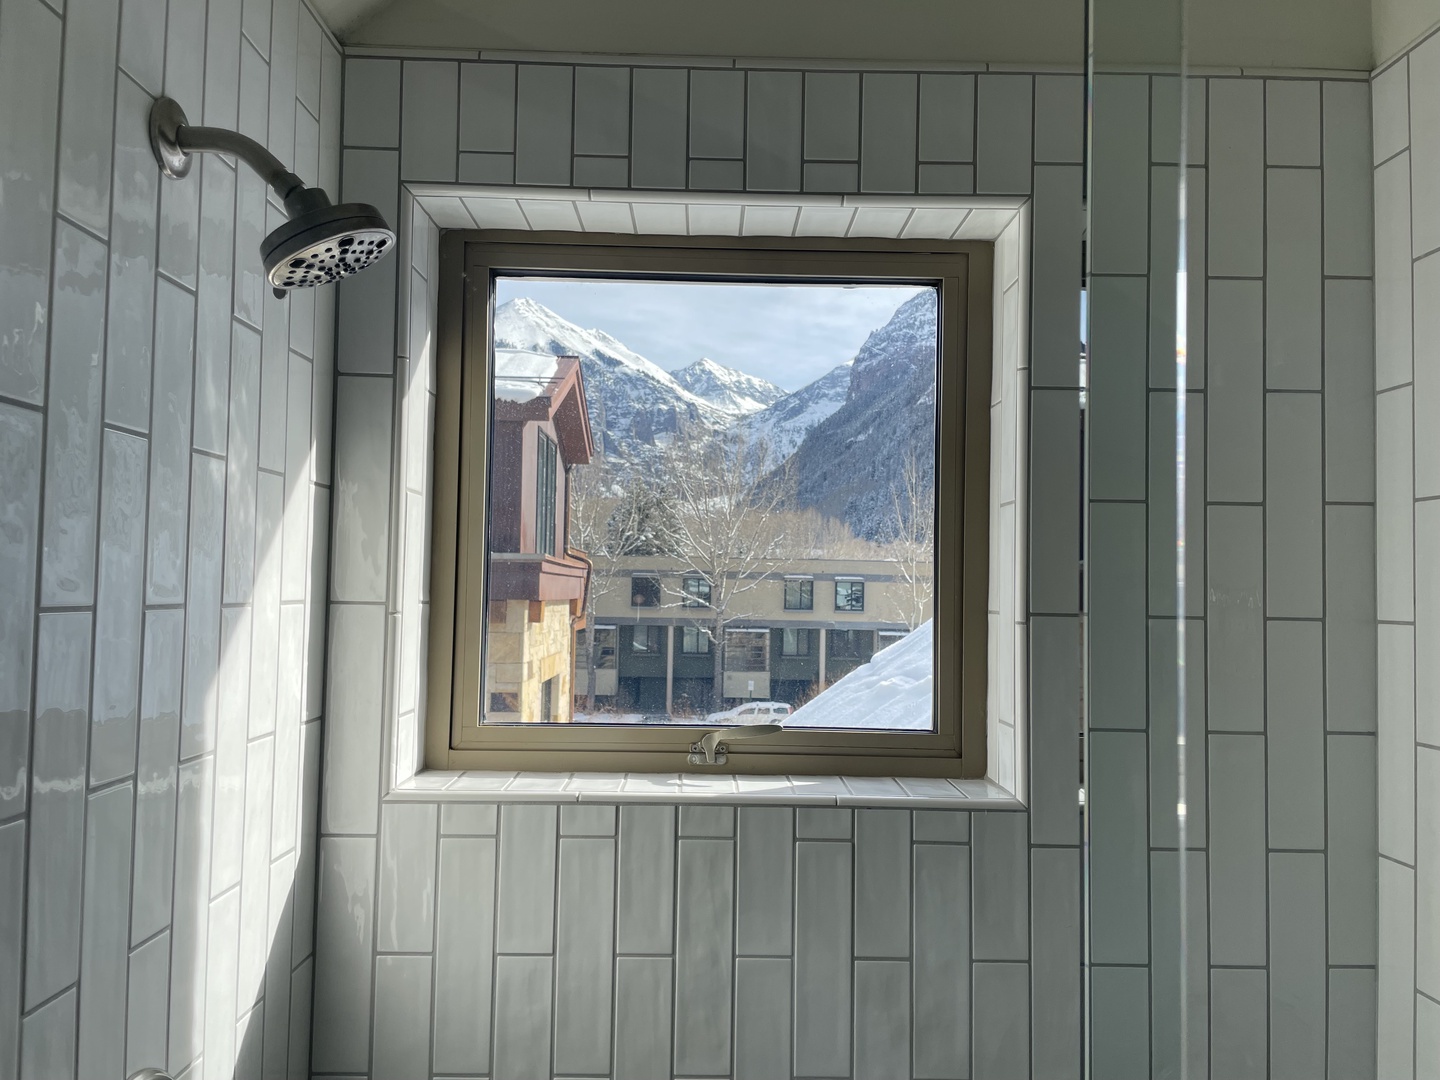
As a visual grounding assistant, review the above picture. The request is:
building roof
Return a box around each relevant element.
[492,350,595,465]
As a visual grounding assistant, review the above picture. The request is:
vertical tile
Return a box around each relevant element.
[973,962,1030,1080]
[371,955,432,1080]
[344,58,402,148]
[1419,747,1440,998]
[1150,74,1206,165]
[1029,617,1080,846]
[0,0,61,404]
[168,756,214,1070]
[853,810,909,959]
[193,157,235,456]
[202,888,241,1080]
[1207,505,1265,731]
[290,721,323,962]
[514,64,572,185]
[570,65,631,159]
[287,957,313,1080]
[1030,848,1081,1080]
[805,72,860,161]
[1150,850,1210,1080]
[679,805,734,837]
[975,74,1032,194]
[1266,169,1323,390]
[19,988,76,1080]
[493,955,552,1080]
[972,812,1028,960]
[496,804,557,952]
[732,957,790,1080]
[1209,77,1265,277]
[1325,278,1376,502]
[1211,968,1268,1080]
[735,807,792,956]
[1328,968,1377,1080]
[1418,991,1440,1079]
[1087,275,1148,501]
[158,0,204,288]
[224,325,262,603]
[266,0,298,163]
[459,62,516,152]
[1264,80,1321,165]
[1265,393,1324,618]
[321,603,385,834]
[180,453,224,760]
[330,375,393,601]
[1411,34,1440,256]
[1268,853,1327,1080]
[674,837,735,1076]
[861,73,918,194]
[1378,858,1416,1080]
[688,68,742,159]
[25,612,91,1007]
[55,0,119,234]
[553,838,617,1073]
[854,960,909,1079]
[440,802,497,835]
[125,929,171,1079]
[1091,74,1149,274]
[75,783,133,1080]
[270,603,304,855]
[232,162,267,328]
[293,5,320,116]
[1372,56,1409,163]
[1327,734,1378,967]
[1374,153,1413,390]
[433,837,495,1074]
[1378,623,1416,863]
[337,150,400,377]
[145,281,196,605]
[913,843,969,1078]
[746,71,802,192]
[918,73,974,163]
[401,60,459,182]
[1148,618,1209,848]
[1148,166,1207,388]
[1147,391,1205,617]
[248,473,283,737]
[617,805,675,954]
[1087,732,1148,964]
[0,404,41,823]
[1322,81,1374,277]
[1087,503,1146,729]
[1376,387,1414,622]
[106,75,160,431]
[1033,74,1083,164]
[1421,254,1440,501]
[1091,967,1151,1076]
[377,802,439,953]
[614,956,672,1080]
[0,821,23,1075]
[311,836,376,1075]
[40,221,107,607]
[1029,165,1083,388]
[1326,505,1377,732]
[1028,389,1081,614]
[210,607,252,896]
[794,840,851,1078]
[1266,621,1326,850]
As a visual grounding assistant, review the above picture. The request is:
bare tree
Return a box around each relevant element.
[568,459,624,711]
[654,429,796,710]
[884,446,935,630]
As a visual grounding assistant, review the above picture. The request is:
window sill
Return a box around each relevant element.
[388,770,1023,809]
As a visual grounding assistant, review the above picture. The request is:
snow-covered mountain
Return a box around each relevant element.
[492,298,731,462]
[736,360,853,460]
[672,357,786,416]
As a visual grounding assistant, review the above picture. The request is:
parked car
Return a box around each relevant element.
[704,701,792,726]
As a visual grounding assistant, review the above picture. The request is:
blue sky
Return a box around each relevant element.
[495,277,928,391]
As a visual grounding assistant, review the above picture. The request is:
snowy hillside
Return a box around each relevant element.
[785,621,932,731]
[673,357,786,415]
[736,360,853,460]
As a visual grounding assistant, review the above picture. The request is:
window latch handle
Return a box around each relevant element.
[688,723,783,766]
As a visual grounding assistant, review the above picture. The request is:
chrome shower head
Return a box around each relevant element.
[149,96,395,297]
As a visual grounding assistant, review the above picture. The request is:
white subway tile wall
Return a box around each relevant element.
[315,53,1379,1079]
[0,0,342,1075]
[1373,26,1440,1080]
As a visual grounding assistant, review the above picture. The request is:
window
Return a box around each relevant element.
[682,575,712,607]
[834,578,866,612]
[784,577,813,610]
[725,629,769,672]
[430,231,990,776]
[630,575,661,608]
[631,625,664,654]
[877,630,907,652]
[781,628,812,657]
[535,432,558,556]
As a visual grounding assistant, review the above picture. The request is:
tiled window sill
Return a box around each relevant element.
[388,770,1024,809]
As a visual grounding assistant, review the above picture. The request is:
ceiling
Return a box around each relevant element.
[317,0,1382,71]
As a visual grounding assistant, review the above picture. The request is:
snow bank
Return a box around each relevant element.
[785,620,933,731]
[494,348,559,402]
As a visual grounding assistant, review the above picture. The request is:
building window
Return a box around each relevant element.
[877,630,908,652]
[429,231,990,775]
[630,575,661,608]
[682,575,712,607]
[725,630,769,672]
[535,432,558,556]
[630,625,664,654]
[834,578,866,612]
[828,628,874,659]
[540,676,556,722]
[784,577,814,610]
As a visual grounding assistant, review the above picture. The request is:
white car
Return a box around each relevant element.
[705,701,793,726]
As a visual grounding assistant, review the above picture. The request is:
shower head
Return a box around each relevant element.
[149,96,395,296]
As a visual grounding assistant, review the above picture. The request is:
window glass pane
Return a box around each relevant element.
[482,274,936,731]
